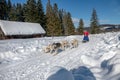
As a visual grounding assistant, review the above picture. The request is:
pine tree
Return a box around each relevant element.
[7,0,12,20]
[90,8,100,34]
[0,0,7,20]
[16,3,24,21]
[0,0,4,19]
[7,0,12,11]
[46,0,54,36]
[24,0,38,22]
[53,3,59,18]
[46,2,63,36]
[36,0,46,31]
[59,9,64,35]
[53,3,62,36]
[9,4,17,21]
[63,12,75,35]
[78,19,84,35]
[67,12,75,35]
[22,4,26,21]
[62,11,68,35]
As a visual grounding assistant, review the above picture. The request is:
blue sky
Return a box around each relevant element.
[11,0,120,27]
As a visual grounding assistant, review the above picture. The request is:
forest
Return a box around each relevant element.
[0,0,102,36]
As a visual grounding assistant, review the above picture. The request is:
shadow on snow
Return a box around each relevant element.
[70,66,96,80]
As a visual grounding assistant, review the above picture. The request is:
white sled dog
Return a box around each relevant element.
[60,40,69,50]
[70,39,79,48]
[43,42,62,55]
[43,44,52,53]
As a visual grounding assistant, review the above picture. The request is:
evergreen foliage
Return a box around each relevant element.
[46,0,54,36]
[63,12,75,35]
[24,0,38,22]
[16,3,24,21]
[0,0,7,20]
[0,0,75,36]
[67,12,75,35]
[7,0,12,20]
[9,4,18,21]
[78,19,84,35]
[90,8,100,34]
[36,0,46,31]
[46,0,63,36]
[62,11,68,35]
[59,9,64,35]
[53,3,62,36]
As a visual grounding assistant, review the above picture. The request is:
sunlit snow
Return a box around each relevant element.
[0,32,120,80]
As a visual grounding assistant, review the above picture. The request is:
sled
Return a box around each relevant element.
[82,40,89,43]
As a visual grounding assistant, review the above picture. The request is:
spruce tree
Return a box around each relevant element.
[63,12,75,35]
[46,0,54,36]
[90,8,100,34]
[0,0,4,19]
[62,11,68,35]
[7,0,12,11]
[66,12,75,35]
[46,1,63,36]
[53,3,62,36]
[16,3,24,21]
[59,9,64,35]
[0,0,7,20]
[24,0,38,22]
[36,0,46,31]
[53,3,59,18]
[7,0,12,20]
[78,19,84,35]
[9,4,17,21]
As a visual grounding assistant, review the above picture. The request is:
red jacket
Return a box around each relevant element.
[84,31,89,36]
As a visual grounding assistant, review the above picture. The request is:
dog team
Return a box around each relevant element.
[43,39,79,55]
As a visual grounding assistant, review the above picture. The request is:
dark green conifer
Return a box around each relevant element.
[78,19,84,35]
[90,8,100,34]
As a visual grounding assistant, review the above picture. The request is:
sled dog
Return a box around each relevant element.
[70,39,78,48]
[60,40,69,50]
[43,42,62,55]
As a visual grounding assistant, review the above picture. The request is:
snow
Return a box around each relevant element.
[0,32,120,80]
[0,20,46,35]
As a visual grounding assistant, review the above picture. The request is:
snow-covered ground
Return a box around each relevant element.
[0,32,120,80]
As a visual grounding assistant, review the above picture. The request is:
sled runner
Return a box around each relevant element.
[82,40,87,43]
[82,40,89,43]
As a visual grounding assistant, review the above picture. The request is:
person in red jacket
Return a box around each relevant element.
[83,30,89,42]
